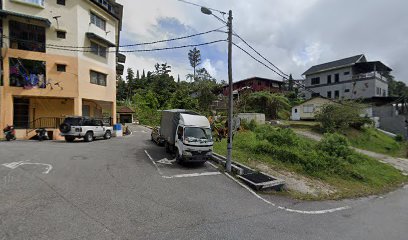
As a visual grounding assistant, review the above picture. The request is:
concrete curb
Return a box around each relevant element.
[212,153,285,191]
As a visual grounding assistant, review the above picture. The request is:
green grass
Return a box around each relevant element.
[344,128,407,158]
[214,128,407,200]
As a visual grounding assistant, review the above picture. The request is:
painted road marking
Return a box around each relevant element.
[206,161,219,169]
[157,158,176,165]
[225,173,351,215]
[163,172,221,179]
[144,150,221,179]
[2,160,53,174]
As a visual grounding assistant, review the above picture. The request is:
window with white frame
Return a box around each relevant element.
[303,104,314,113]
[90,42,107,58]
[90,12,106,30]
[90,70,107,86]
[12,0,44,7]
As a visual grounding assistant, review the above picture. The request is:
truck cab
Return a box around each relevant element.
[160,110,213,164]
[175,117,213,163]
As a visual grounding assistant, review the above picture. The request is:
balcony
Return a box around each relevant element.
[352,72,387,81]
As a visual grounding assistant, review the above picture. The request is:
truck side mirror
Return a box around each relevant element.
[178,134,182,140]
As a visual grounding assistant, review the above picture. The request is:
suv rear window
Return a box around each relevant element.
[63,118,82,126]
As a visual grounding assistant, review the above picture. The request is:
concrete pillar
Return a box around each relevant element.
[74,97,82,116]
[112,101,116,125]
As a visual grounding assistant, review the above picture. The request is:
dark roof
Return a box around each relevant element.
[355,61,392,72]
[303,54,366,76]
[117,106,135,114]
[0,10,51,27]
[86,32,116,47]
[224,77,283,87]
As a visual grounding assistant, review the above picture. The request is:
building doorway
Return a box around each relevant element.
[13,98,29,129]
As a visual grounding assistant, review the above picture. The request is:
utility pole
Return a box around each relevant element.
[226,10,233,173]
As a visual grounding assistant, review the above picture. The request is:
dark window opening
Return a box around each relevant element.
[90,70,107,86]
[90,12,106,30]
[91,41,107,58]
[294,109,298,113]
[9,21,46,53]
[9,58,46,88]
[56,30,66,39]
[57,64,66,72]
[344,71,350,75]
[327,75,332,84]
[335,73,340,83]
[335,90,340,98]
[57,0,65,5]
[345,89,350,93]
[327,91,332,98]
[311,77,320,85]
[311,93,320,97]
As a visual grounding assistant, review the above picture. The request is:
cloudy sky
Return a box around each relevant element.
[117,0,408,83]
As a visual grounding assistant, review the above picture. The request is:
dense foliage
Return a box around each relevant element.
[117,62,223,126]
[315,102,373,133]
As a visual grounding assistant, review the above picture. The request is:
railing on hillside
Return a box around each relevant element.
[26,117,65,135]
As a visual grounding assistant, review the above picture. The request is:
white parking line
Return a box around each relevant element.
[144,150,221,179]
[163,172,221,179]
[225,173,351,215]
[144,150,164,176]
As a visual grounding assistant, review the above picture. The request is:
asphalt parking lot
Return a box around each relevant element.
[0,125,407,240]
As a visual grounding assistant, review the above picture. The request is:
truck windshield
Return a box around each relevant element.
[184,127,212,142]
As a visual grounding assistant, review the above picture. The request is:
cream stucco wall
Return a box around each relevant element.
[291,97,334,120]
[0,0,120,138]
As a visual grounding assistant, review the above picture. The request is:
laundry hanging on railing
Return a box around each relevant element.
[9,58,46,88]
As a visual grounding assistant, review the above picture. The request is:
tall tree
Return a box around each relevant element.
[126,68,135,99]
[136,70,140,80]
[188,47,202,82]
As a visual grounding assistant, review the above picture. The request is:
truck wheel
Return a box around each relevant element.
[176,150,183,164]
[165,142,171,153]
[84,132,93,142]
[65,136,75,142]
[104,131,112,140]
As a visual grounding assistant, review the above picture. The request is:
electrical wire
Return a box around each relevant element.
[45,39,226,53]
[232,42,288,80]
[177,0,227,14]
[233,32,289,78]
[1,26,226,49]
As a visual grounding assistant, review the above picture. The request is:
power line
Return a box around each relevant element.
[232,42,288,80]
[1,26,226,49]
[177,0,227,14]
[232,41,337,99]
[46,39,226,53]
[233,33,289,77]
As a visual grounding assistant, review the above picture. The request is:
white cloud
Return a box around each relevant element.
[201,59,217,78]
[117,0,408,82]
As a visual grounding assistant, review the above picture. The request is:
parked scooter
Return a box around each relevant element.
[3,125,16,141]
[35,128,49,141]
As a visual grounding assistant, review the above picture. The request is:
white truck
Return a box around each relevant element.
[160,110,213,164]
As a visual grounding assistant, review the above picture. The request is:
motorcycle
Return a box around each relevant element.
[35,128,49,141]
[3,125,16,141]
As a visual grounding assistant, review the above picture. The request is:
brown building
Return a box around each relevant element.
[222,77,284,96]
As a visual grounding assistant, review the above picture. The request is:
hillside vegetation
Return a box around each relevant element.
[214,125,407,199]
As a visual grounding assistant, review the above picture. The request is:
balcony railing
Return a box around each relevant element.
[352,72,385,81]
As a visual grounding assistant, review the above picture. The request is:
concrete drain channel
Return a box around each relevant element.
[212,153,285,191]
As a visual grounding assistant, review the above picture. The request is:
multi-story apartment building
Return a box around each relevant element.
[303,54,392,100]
[0,0,124,139]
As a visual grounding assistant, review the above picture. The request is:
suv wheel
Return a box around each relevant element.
[65,136,75,142]
[84,132,93,142]
[104,131,112,140]
[59,123,71,134]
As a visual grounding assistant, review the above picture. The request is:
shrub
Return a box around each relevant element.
[316,102,368,133]
[241,119,258,131]
[317,133,352,159]
[395,134,404,142]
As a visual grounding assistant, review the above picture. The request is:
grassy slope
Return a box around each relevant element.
[214,131,407,200]
[286,121,407,158]
[344,128,407,157]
